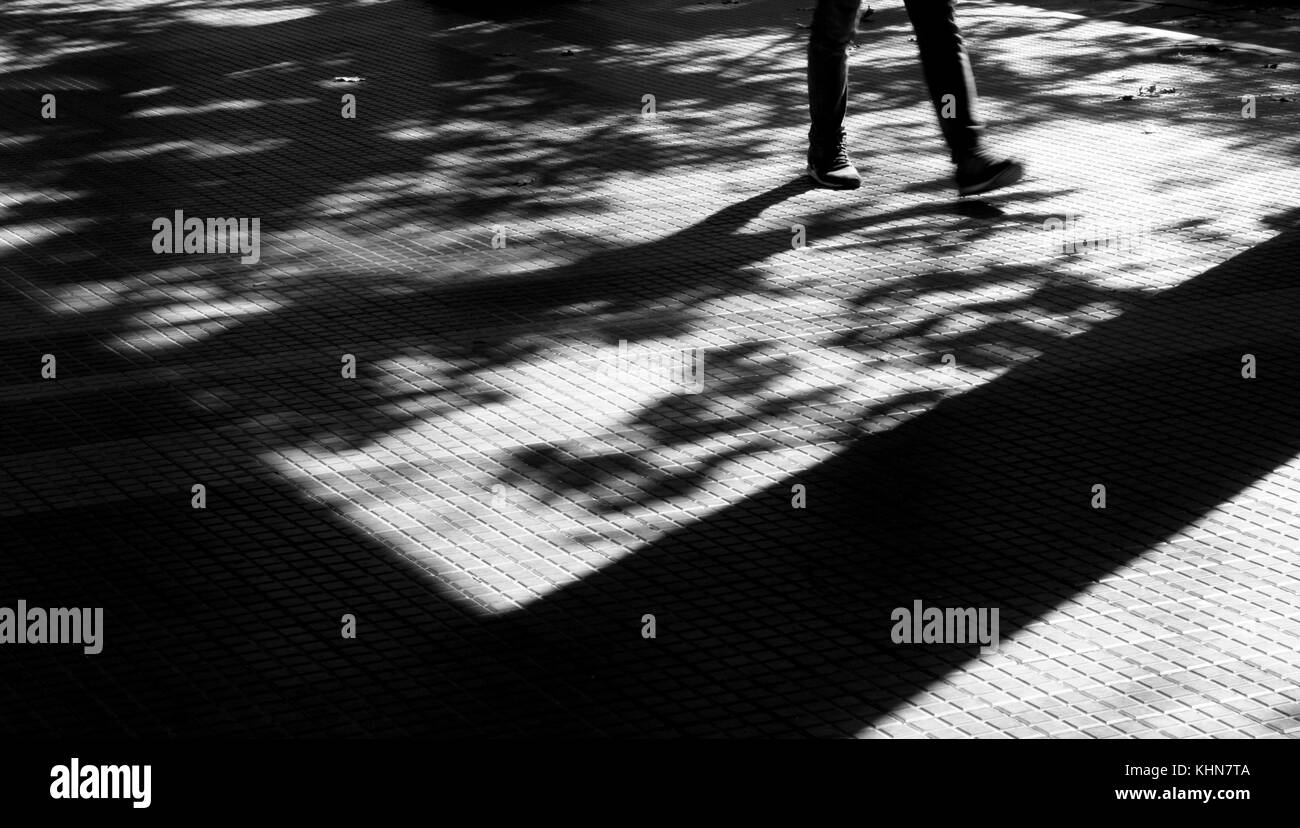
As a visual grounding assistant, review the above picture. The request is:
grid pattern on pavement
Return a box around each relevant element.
[1,0,1298,737]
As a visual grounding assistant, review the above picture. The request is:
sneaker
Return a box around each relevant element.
[807,131,861,190]
[955,150,1023,196]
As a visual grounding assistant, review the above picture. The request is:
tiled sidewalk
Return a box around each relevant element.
[1,0,1298,737]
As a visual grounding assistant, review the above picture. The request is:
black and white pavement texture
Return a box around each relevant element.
[2,0,1299,737]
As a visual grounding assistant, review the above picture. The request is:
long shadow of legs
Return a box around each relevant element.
[7,220,1295,737]
[0,168,827,738]
[4,0,1297,738]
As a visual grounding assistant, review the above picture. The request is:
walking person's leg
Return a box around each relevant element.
[806,0,865,189]
[903,0,1023,195]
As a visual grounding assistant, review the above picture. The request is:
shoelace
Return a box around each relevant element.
[828,141,851,169]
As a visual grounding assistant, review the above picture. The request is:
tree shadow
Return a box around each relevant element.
[1,0,1296,736]
[477,212,1300,736]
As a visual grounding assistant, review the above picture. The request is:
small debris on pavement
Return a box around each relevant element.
[1137,84,1177,97]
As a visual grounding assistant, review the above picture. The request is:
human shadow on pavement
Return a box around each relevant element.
[8,210,1293,737]
[2,0,1296,737]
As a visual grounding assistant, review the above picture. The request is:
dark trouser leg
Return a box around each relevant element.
[807,0,863,149]
[902,0,985,162]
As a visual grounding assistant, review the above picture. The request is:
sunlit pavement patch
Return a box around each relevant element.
[2,0,1299,737]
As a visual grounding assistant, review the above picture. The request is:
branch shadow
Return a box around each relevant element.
[1,0,1296,737]
[479,213,1300,736]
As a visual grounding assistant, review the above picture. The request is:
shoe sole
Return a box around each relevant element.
[807,164,861,190]
[957,161,1024,197]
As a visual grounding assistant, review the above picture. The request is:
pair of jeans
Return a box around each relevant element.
[807,0,985,163]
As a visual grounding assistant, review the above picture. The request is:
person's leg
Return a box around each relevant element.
[902,0,983,161]
[806,0,864,188]
[903,0,1022,195]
